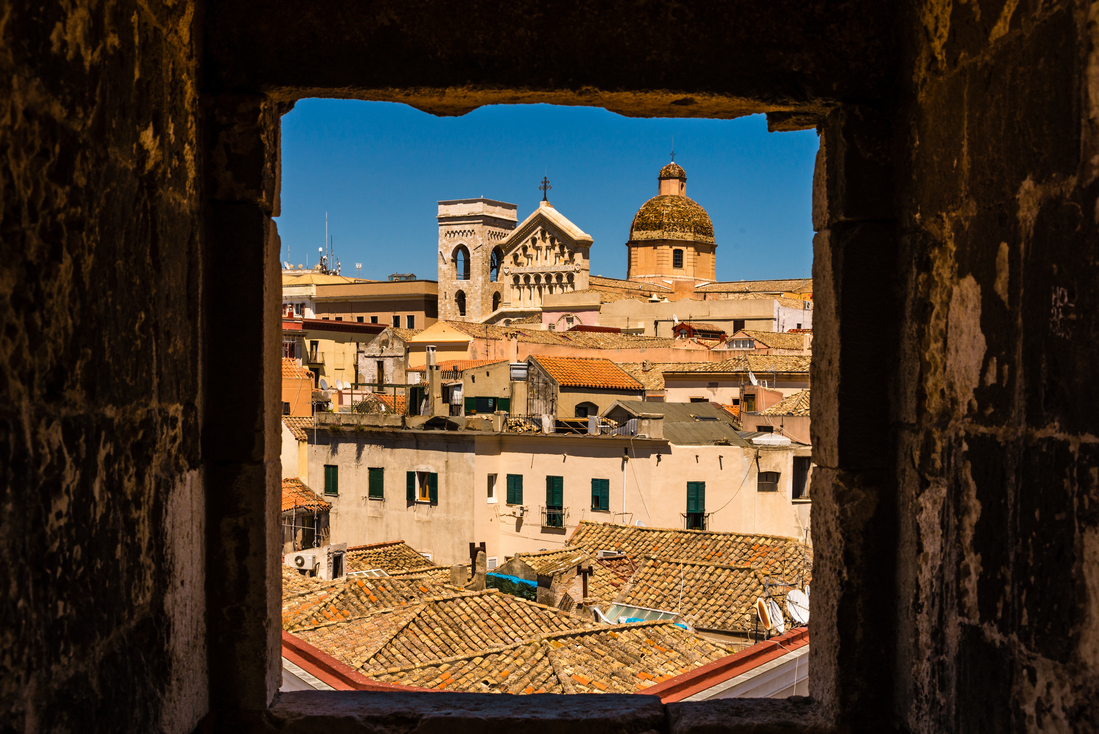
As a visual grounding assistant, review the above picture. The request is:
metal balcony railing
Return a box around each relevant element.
[682,512,711,531]
[541,506,567,528]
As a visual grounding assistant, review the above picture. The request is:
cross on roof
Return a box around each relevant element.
[670,149,676,162]
[539,176,552,201]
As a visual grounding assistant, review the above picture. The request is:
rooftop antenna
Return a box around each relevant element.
[355,263,362,276]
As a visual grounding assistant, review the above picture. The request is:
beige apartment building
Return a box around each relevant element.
[303,405,811,567]
[310,279,439,331]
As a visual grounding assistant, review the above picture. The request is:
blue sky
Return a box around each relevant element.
[277,100,818,283]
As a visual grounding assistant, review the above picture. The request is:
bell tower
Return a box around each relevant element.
[436,198,518,322]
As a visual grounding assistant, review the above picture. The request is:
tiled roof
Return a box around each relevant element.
[283,416,314,441]
[694,278,812,294]
[281,478,331,513]
[388,566,453,583]
[282,565,338,596]
[533,356,644,391]
[588,275,672,293]
[662,355,811,374]
[345,541,436,574]
[759,389,811,417]
[387,326,422,341]
[568,521,811,575]
[511,548,592,576]
[408,359,507,373]
[369,621,735,694]
[442,320,679,350]
[373,393,406,413]
[560,331,678,350]
[283,576,464,632]
[614,558,786,634]
[618,363,684,391]
[282,358,313,380]
[736,330,808,350]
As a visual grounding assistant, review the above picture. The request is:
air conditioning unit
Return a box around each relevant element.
[487,557,498,570]
[286,550,319,573]
[518,506,526,516]
[597,550,624,559]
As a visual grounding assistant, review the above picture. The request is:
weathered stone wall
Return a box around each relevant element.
[891,1,1099,730]
[0,1,208,732]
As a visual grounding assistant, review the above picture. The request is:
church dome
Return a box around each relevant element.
[629,194,715,244]
[659,162,687,180]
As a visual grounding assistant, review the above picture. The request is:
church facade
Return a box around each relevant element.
[437,197,593,322]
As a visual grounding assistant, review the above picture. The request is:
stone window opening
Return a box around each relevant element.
[455,290,467,317]
[453,245,471,280]
[490,247,502,282]
[672,248,684,268]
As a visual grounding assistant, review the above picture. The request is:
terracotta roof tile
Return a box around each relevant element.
[532,356,644,391]
[282,416,314,441]
[283,576,463,633]
[614,558,792,634]
[694,278,813,294]
[282,358,313,380]
[408,359,507,373]
[735,330,809,350]
[759,389,811,417]
[281,478,330,513]
[345,541,437,573]
[567,521,811,575]
[663,355,811,374]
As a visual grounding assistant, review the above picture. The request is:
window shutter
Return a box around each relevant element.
[324,465,338,496]
[464,396,476,414]
[369,468,384,499]
[497,397,510,412]
[428,473,439,503]
[547,476,563,507]
[591,478,609,510]
[406,471,416,502]
[506,474,523,504]
[687,482,705,513]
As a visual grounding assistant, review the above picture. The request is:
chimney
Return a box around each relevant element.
[464,550,487,591]
[509,336,518,363]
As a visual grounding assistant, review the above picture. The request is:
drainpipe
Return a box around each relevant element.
[622,447,629,519]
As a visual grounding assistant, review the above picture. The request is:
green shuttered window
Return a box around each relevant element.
[686,482,705,512]
[545,476,564,528]
[324,465,338,496]
[368,468,384,499]
[407,471,439,503]
[591,478,610,511]
[506,474,523,505]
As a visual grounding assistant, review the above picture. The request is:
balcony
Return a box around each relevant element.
[682,512,711,531]
[306,350,324,365]
[541,506,567,528]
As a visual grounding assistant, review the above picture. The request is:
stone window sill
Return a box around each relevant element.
[269,691,821,733]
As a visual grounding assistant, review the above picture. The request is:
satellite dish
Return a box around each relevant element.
[805,584,810,598]
[767,599,785,635]
[756,597,772,630]
[634,520,645,527]
[319,378,329,390]
[335,379,345,390]
[672,314,679,326]
[786,589,809,625]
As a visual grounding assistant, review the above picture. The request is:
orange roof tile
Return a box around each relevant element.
[283,416,314,441]
[282,358,313,380]
[532,357,644,391]
[408,359,508,373]
[281,478,330,513]
[759,389,811,416]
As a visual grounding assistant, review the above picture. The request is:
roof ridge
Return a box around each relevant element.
[638,555,760,570]
[355,603,433,671]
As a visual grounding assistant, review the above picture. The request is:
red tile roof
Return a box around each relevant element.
[407,359,507,373]
[282,358,313,380]
[281,478,331,513]
[283,416,314,441]
[532,357,644,391]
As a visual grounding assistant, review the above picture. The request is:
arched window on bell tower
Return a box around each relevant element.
[490,247,502,282]
[455,290,467,317]
[453,245,470,281]
[492,291,501,312]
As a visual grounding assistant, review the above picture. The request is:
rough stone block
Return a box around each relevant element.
[818,105,894,227]
[206,94,282,213]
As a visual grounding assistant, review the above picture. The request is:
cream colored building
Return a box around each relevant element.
[302,404,811,566]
